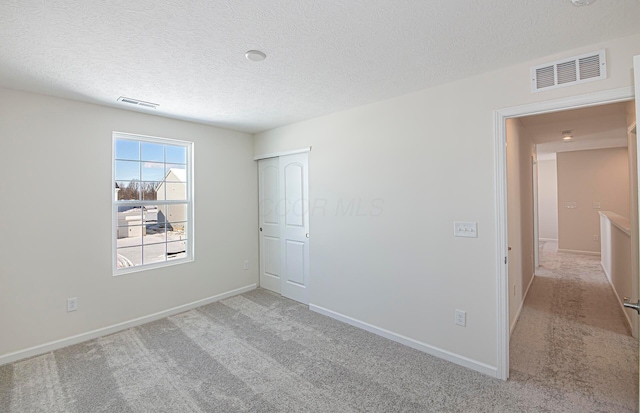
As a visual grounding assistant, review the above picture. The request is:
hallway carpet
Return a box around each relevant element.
[1,253,637,412]
[510,241,638,412]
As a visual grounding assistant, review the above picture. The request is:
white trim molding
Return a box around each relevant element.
[310,304,498,378]
[0,284,257,366]
[539,238,558,242]
[253,146,312,161]
[493,86,634,381]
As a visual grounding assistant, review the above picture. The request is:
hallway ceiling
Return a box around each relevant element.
[1,0,639,133]
[521,102,630,144]
[521,102,632,159]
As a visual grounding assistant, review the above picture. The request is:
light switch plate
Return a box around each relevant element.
[454,221,478,238]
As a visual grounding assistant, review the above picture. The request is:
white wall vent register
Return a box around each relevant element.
[531,49,606,93]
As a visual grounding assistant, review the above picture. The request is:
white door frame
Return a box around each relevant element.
[493,86,634,380]
[532,152,539,269]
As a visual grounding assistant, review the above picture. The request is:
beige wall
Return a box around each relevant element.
[0,88,259,357]
[253,34,640,371]
[537,159,558,240]
[557,147,630,253]
[506,119,535,332]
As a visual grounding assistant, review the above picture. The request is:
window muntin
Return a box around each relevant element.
[113,133,193,274]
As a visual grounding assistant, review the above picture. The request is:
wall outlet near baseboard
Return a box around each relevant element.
[243,260,249,270]
[454,309,466,327]
[67,297,78,312]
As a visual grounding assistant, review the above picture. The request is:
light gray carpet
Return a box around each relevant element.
[510,241,638,412]
[0,249,637,412]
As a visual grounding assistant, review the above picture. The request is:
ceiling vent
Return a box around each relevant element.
[531,49,606,93]
[117,96,159,109]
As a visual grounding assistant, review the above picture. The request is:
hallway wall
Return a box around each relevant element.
[557,147,630,253]
[506,119,535,332]
[537,159,558,241]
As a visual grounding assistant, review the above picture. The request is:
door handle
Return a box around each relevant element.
[623,297,640,313]
[306,233,309,238]
[259,227,263,232]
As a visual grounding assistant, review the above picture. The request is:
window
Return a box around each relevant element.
[113,132,193,274]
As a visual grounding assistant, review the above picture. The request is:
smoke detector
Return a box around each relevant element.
[570,0,596,6]
[245,50,267,62]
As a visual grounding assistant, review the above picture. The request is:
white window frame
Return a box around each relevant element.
[112,131,194,275]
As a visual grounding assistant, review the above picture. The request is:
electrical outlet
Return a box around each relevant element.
[67,297,78,312]
[243,260,249,270]
[455,309,466,327]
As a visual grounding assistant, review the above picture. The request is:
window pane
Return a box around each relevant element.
[166,204,187,228]
[162,182,186,201]
[165,165,186,182]
[141,182,160,200]
[154,205,168,224]
[117,246,142,268]
[141,142,164,162]
[116,181,141,201]
[144,226,167,243]
[166,145,186,164]
[167,240,187,260]
[168,221,188,243]
[143,243,167,265]
[117,223,143,245]
[143,207,166,243]
[117,207,144,246]
[115,160,140,181]
[115,140,139,161]
[142,162,165,181]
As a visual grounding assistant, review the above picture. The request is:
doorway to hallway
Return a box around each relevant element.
[494,86,638,382]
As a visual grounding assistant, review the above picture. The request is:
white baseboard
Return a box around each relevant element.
[309,304,497,378]
[539,238,557,242]
[557,248,600,256]
[600,263,634,333]
[510,273,535,336]
[0,284,257,366]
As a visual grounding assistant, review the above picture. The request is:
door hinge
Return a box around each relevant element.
[504,256,507,264]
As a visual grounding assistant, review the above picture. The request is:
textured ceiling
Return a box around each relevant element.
[1,1,639,133]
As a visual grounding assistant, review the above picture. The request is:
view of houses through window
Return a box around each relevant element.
[113,133,192,272]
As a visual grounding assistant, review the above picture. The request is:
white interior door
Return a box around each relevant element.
[258,158,281,293]
[258,152,310,304]
[279,153,310,304]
